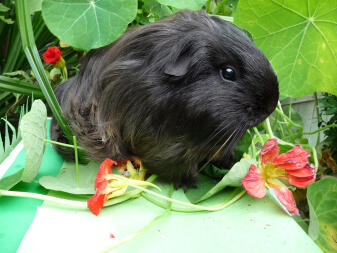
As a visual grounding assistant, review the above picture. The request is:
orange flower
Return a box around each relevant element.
[88,158,156,215]
[87,159,119,216]
[42,46,65,68]
[242,138,316,215]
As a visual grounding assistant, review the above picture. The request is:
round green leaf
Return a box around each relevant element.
[39,161,101,195]
[235,0,337,97]
[19,100,47,182]
[41,0,138,51]
[307,177,337,253]
[157,0,207,11]
[186,158,256,203]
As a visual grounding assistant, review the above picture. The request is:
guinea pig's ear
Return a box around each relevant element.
[164,55,191,77]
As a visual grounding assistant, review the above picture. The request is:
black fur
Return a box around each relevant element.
[50,10,279,188]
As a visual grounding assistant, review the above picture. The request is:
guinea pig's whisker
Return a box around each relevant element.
[199,122,248,172]
[199,128,238,172]
[199,121,235,152]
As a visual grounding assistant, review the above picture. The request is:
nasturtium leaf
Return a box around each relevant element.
[19,100,47,182]
[41,0,138,51]
[186,158,255,203]
[0,169,24,190]
[28,0,42,14]
[39,161,101,194]
[143,0,173,19]
[157,0,207,11]
[307,177,337,253]
[234,0,337,97]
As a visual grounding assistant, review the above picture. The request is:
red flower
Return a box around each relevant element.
[242,138,316,215]
[42,46,65,67]
[87,158,154,215]
[87,159,119,216]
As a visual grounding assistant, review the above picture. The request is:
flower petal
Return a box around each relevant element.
[87,193,106,216]
[242,164,266,198]
[288,175,316,188]
[273,145,310,170]
[94,159,118,191]
[273,185,299,215]
[287,165,316,188]
[42,46,62,65]
[260,138,280,164]
[286,164,316,177]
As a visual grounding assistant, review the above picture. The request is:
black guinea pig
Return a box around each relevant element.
[50,10,279,188]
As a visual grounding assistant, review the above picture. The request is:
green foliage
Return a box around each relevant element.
[307,177,337,253]
[0,2,14,24]
[19,99,46,182]
[269,104,305,144]
[186,158,254,203]
[0,104,27,164]
[39,161,101,194]
[0,169,24,190]
[319,94,337,161]
[205,0,237,16]
[16,0,86,161]
[42,0,138,51]
[234,0,337,97]
[135,0,173,25]
[157,0,207,10]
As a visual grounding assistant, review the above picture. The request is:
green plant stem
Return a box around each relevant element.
[141,187,243,213]
[275,108,303,129]
[102,178,173,252]
[302,124,337,135]
[313,92,321,146]
[15,0,87,162]
[128,184,246,211]
[43,138,83,150]
[264,118,274,138]
[0,189,87,209]
[73,136,79,185]
[288,97,292,120]
[302,144,319,168]
[102,209,170,253]
[285,123,337,141]
[104,174,157,207]
[62,66,68,80]
[253,127,264,144]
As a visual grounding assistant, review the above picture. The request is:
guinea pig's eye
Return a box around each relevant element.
[220,67,235,81]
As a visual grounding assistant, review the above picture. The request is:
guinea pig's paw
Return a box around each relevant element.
[173,176,198,192]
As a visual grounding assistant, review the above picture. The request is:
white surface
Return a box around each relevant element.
[17,193,323,253]
[17,206,119,253]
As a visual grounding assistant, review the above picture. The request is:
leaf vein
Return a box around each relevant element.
[270,0,307,19]
[311,22,337,65]
[60,5,91,38]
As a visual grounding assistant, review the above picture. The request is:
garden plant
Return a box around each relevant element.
[0,0,336,252]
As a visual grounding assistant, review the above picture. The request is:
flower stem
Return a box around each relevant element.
[141,187,244,212]
[264,118,274,138]
[302,124,337,135]
[102,209,170,253]
[73,135,79,185]
[0,190,87,209]
[43,138,83,150]
[253,127,264,144]
[62,66,68,80]
[275,108,302,129]
[128,184,246,211]
[302,144,319,169]
[102,179,173,252]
